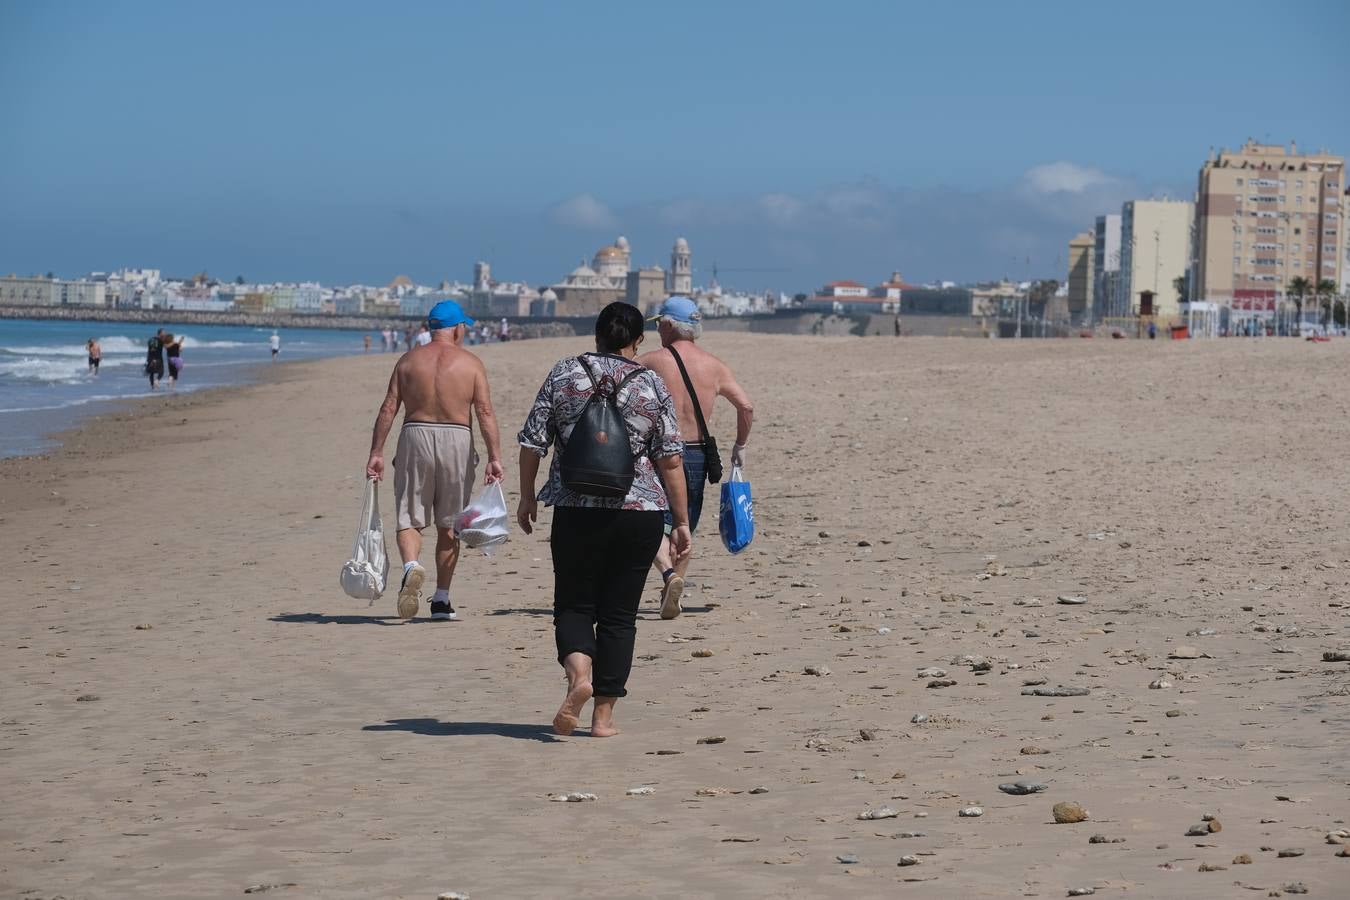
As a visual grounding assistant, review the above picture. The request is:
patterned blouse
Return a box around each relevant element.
[519,353,684,511]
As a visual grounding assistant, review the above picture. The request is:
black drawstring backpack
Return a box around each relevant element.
[559,356,645,498]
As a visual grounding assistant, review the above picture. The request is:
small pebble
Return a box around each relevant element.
[911,714,929,724]
[1088,834,1125,844]
[625,786,655,796]
[696,736,726,745]
[1277,848,1305,858]
[859,729,878,741]
[927,679,958,689]
[1021,745,1050,755]
[1023,686,1090,697]
[1057,595,1088,605]
[836,854,858,864]
[1327,829,1349,844]
[1197,863,1226,872]
[1324,650,1350,662]
[1233,854,1252,864]
[1165,709,1183,717]
[1149,678,1172,690]
[134,624,153,630]
[691,649,713,658]
[999,781,1048,795]
[897,855,919,866]
[437,893,470,900]
[1067,889,1095,897]
[749,786,769,794]
[1283,883,1309,895]
[958,806,984,817]
[550,792,597,802]
[804,665,830,676]
[858,807,899,821]
[1168,645,1205,659]
[1052,802,1089,824]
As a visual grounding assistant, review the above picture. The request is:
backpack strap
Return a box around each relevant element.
[668,345,710,443]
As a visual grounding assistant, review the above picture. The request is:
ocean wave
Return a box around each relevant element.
[0,356,139,383]
[1,334,255,357]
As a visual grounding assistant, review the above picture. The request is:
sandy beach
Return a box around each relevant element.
[2,333,1348,899]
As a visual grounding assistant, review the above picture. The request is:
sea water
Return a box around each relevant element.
[0,318,373,457]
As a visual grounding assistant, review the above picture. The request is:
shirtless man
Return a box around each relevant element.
[366,300,504,621]
[639,296,754,619]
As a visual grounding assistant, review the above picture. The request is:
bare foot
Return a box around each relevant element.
[552,680,593,736]
[590,720,620,738]
[590,696,619,737]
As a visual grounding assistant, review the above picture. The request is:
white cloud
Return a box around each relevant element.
[551,193,618,229]
[1023,162,1119,195]
[757,192,806,227]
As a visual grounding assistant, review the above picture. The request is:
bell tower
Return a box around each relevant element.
[669,237,692,295]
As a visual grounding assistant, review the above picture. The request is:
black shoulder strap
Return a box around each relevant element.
[668,345,709,441]
[576,354,600,391]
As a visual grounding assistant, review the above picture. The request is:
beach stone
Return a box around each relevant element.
[911,714,929,724]
[1338,848,1350,857]
[437,893,470,900]
[897,855,919,866]
[999,781,1048,795]
[1277,848,1305,857]
[1169,645,1205,659]
[858,806,899,821]
[1165,709,1183,717]
[1327,829,1350,844]
[857,540,871,547]
[244,886,299,895]
[1198,863,1226,872]
[1187,824,1211,836]
[1233,854,1253,864]
[625,786,655,796]
[1067,889,1095,897]
[691,649,713,658]
[1088,834,1125,844]
[859,728,878,741]
[1207,818,1222,833]
[75,694,100,702]
[958,806,984,817]
[1186,627,1218,636]
[896,831,926,838]
[804,665,830,676]
[1052,801,1089,824]
[1149,678,1173,689]
[1323,650,1350,662]
[1057,595,1088,605]
[927,679,958,689]
[1021,745,1050,755]
[550,792,597,802]
[749,787,769,794]
[1023,686,1090,697]
[1283,884,1309,894]
[134,624,153,630]
[836,854,858,864]
[877,626,892,635]
[916,667,947,678]
[696,736,726,744]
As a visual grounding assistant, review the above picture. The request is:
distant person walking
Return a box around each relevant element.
[366,300,503,622]
[639,296,755,619]
[145,335,164,389]
[414,324,431,347]
[164,333,184,388]
[404,326,415,352]
[517,301,691,737]
[86,338,101,375]
[270,331,281,360]
[364,334,372,353]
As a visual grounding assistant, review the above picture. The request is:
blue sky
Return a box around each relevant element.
[2,0,1348,293]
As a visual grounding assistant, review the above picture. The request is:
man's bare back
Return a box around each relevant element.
[639,340,746,441]
[396,341,483,425]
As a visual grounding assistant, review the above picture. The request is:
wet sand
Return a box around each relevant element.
[2,334,1348,899]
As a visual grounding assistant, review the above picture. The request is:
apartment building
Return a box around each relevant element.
[1092,214,1122,320]
[1194,141,1344,316]
[1066,232,1095,321]
[1119,199,1194,320]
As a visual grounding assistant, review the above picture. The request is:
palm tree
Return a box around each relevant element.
[1316,278,1337,328]
[1287,277,1312,334]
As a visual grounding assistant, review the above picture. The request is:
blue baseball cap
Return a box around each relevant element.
[427,299,474,329]
[649,295,701,325]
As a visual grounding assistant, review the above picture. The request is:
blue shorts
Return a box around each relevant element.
[663,442,706,534]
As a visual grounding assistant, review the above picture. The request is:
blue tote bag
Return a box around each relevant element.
[719,464,754,554]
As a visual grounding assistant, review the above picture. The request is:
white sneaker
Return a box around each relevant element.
[397,563,425,619]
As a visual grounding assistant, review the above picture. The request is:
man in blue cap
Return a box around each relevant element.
[640,296,755,619]
[366,300,505,621]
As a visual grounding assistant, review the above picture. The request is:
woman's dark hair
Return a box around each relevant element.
[595,301,645,353]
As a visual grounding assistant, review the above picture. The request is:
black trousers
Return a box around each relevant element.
[550,506,664,698]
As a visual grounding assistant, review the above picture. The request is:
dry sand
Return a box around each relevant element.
[2,333,1348,899]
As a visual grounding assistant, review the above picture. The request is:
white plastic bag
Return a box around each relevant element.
[454,481,510,553]
[340,477,389,600]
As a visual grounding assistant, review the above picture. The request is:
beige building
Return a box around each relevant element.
[1119,199,1194,320]
[1066,232,1095,321]
[1195,141,1345,318]
[0,276,106,307]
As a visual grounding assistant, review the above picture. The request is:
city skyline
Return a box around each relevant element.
[2,0,1348,292]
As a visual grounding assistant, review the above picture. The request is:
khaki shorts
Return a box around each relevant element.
[393,422,477,531]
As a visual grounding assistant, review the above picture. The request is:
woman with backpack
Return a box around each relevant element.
[517,302,692,738]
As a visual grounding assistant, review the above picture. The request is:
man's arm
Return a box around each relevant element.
[717,365,754,460]
[655,454,692,563]
[366,364,402,480]
[472,361,504,483]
